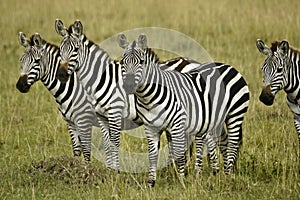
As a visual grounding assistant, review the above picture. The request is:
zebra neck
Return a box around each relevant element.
[40,43,63,97]
[136,52,164,96]
[77,35,113,98]
[284,50,300,99]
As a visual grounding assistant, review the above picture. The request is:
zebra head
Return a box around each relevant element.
[55,19,82,83]
[118,34,147,94]
[16,32,46,93]
[256,39,290,106]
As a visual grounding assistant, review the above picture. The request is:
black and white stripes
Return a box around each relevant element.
[16,33,98,162]
[55,19,219,172]
[256,39,300,176]
[16,21,252,187]
[118,34,250,186]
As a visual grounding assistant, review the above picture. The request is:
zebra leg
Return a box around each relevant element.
[206,132,219,175]
[78,125,92,162]
[286,99,300,177]
[169,118,187,186]
[194,133,206,175]
[219,127,228,172]
[165,130,175,167]
[67,123,82,160]
[97,116,113,169]
[145,126,161,187]
[225,124,242,175]
[108,112,122,172]
[292,116,300,177]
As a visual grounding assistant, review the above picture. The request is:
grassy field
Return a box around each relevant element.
[1,0,300,199]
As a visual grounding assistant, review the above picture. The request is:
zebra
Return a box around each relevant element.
[256,39,300,177]
[118,34,250,186]
[16,32,103,162]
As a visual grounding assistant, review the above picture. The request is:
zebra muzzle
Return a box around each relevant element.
[123,74,136,94]
[57,62,69,83]
[16,75,31,93]
[259,85,274,106]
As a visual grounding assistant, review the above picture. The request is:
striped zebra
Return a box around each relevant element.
[55,19,124,171]
[16,32,102,162]
[256,39,300,177]
[118,34,250,186]
[54,19,223,172]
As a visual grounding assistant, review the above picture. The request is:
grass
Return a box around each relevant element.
[1,0,300,199]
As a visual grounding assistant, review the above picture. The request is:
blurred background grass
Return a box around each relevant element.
[1,0,300,199]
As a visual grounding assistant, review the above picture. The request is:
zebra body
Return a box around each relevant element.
[16,33,99,162]
[118,34,249,186]
[256,39,300,176]
[56,20,124,170]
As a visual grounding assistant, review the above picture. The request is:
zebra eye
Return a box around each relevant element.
[34,59,40,64]
[139,59,144,64]
[277,68,283,73]
[74,46,80,52]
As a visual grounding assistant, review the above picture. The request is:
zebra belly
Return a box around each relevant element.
[136,101,185,130]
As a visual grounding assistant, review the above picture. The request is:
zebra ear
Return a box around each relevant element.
[278,40,289,57]
[55,19,68,37]
[32,33,45,48]
[71,20,83,38]
[256,39,272,56]
[19,32,30,48]
[118,34,129,49]
[138,34,147,50]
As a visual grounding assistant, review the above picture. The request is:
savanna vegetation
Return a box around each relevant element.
[1,0,300,199]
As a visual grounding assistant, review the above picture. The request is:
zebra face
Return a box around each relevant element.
[118,34,147,94]
[16,33,45,93]
[256,39,289,106]
[120,43,145,94]
[55,19,82,83]
[57,36,81,83]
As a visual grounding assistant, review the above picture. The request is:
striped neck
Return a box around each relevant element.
[144,48,160,66]
[75,34,113,97]
[136,48,164,95]
[284,48,300,96]
[39,43,62,96]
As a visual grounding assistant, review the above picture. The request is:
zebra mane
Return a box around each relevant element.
[145,48,160,64]
[67,24,73,34]
[28,35,58,49]
[28,35,36,46]
[270,41,281,53]
[271,41,300,55]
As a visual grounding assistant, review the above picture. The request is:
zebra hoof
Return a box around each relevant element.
[147,180,156,187]
[107,166,120,173]
[57,67,69,83]
[212,168,219,176]
[194,166,202,176]
[179,173,186,189]
[224,171,235,180]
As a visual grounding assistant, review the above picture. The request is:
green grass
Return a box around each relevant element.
[1,0,300,199]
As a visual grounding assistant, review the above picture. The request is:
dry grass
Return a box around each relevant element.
[1,0,300,199]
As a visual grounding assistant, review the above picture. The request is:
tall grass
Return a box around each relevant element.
[1,0,300,199]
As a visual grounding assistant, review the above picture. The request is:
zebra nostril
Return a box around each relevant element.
[16,75,31,93]
[123,74,136,94]
[259,85,274,106]
[57,65,69,83]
